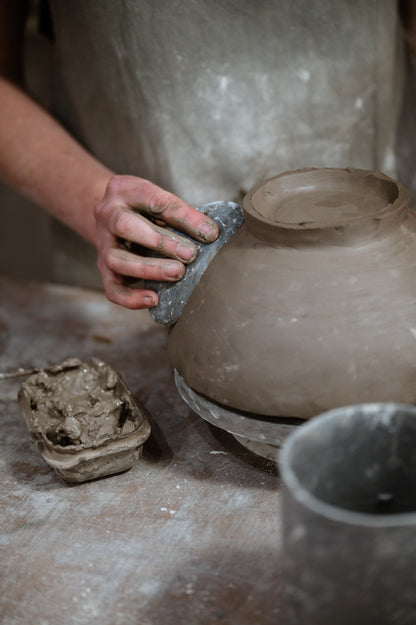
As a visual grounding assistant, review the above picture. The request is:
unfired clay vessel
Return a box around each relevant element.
[167,168,416,419]
[281,403,416,623]
[18,357,151,482]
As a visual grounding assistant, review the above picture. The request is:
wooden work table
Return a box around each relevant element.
[0,277,282,624]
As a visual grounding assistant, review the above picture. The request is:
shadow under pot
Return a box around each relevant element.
[150,167,415,420]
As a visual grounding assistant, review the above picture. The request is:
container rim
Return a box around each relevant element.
[279,402,416,527]
[243,167,409,231]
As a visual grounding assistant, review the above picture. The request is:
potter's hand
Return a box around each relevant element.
[94,175,219,309]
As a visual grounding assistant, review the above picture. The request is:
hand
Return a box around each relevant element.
[94,175,219,309]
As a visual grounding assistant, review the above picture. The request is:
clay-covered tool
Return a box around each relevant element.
[18,357,151,483]
[146,201,244,326]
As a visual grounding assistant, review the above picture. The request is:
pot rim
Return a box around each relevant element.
[280,402,416,528]
[243,167,409,232]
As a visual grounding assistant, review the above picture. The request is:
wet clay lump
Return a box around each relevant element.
[18,357,151,482]
[21,357,138,449]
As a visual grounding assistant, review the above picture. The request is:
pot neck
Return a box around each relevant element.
[243,206,408,247]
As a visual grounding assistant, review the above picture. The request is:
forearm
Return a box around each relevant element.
[0,0,219,310]
[0,76,113,245]
[0,75,219,309]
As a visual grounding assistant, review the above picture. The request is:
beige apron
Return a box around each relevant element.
[47,0,405,283]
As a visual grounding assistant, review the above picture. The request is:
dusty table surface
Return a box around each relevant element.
[0,277,282,625]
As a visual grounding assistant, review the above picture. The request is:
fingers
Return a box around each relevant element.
[93,174,220,310]
[100,206,198,263]
[97,246,187,309]
[103,280,158,310]
[104,248,186,282]
[98,259,159,310]
[101,175,219,243]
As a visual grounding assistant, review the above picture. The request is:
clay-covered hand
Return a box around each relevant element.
[94,175,219,309]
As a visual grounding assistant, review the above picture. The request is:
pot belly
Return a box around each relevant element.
[167,240,416,419]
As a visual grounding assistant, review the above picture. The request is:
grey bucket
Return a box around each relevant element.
[280,403,416,625]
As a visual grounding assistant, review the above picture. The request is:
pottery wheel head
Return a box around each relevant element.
[173,369,302,456]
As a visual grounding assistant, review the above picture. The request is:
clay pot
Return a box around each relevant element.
[280,402,416,624]
[166,168,416,419]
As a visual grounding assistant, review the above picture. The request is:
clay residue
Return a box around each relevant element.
[21,357,139,449]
